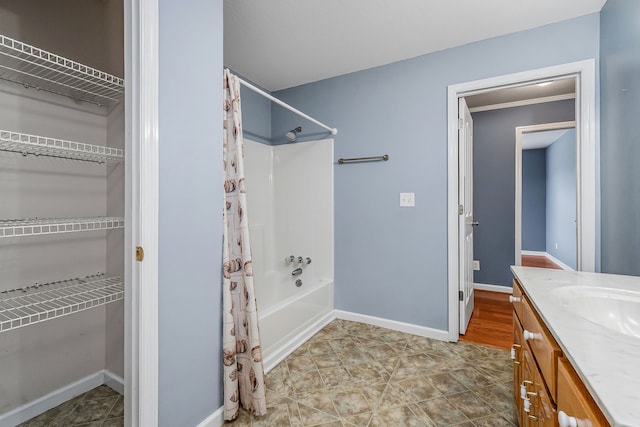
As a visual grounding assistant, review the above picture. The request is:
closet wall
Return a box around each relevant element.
[0,0,124,416]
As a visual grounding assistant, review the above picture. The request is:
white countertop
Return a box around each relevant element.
[510,267,640,427]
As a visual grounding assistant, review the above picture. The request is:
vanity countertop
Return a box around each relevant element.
[510,266,640,427]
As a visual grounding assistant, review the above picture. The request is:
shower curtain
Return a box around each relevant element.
[222,69,267,420]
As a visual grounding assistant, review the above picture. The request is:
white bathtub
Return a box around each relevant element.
[256,273,334,372]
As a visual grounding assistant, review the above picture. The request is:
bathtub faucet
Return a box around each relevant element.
[291,267,303,276]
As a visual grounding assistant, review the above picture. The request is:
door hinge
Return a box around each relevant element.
[136,246,144,262]
[459,290,464,301]
[458,118,464,130]
[458,204,464,215]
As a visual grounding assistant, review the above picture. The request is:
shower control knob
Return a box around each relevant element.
[305,257,312,264]
[297,256,304,263]
[285,255,295,262]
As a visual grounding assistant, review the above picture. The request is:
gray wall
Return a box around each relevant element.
[522,149,547,252]
[472,101,575,286]
[271,15,598,329]
[238,77,272,144]
[158,0,223,425]
[600,0,640,276]
[546,129,577,269]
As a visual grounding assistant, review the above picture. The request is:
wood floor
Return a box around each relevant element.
[460,290,513,349]
[522,254,562,269]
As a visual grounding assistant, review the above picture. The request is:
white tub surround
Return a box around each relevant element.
[243,138,334,373]
[511,267,640,427]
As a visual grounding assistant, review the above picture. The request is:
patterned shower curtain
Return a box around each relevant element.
[222,69,267,420]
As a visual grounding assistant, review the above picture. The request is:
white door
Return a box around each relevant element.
[459,97,475,334]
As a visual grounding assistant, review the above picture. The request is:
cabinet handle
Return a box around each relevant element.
[510,343,521,360]
[509,295,520,303]
[523,329,539,341]
[558,411,578,427]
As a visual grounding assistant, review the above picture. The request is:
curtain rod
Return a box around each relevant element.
[225,69,337,136]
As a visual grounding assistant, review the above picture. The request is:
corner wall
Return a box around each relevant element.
[158,0,223,425]
[600,0,640,276]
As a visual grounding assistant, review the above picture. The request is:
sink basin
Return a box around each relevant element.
[551,286,640,338]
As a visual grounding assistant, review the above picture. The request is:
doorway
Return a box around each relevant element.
[446,60,597,341]
[516,122,577,271]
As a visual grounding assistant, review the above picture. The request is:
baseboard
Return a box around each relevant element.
[0,371,106,427]
[473,283,513,293]
[544,252,575,271]
[522,250,575,271]
[103,370,125,395]
[263,310,336,374]
[196,406,224,427]
[521,250,546,256]
[334,310,450,342]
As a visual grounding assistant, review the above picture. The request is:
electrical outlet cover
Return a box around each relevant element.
[400,192,415,207]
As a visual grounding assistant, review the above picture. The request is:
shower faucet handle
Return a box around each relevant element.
[305,257,312,264]
[297,256,304,263]
[285,255,295,262]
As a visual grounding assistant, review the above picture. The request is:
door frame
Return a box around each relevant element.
[125,0,159,425]
[446,59,597,341]
[514,120,577,267]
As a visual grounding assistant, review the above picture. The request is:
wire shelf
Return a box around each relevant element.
[0,217,124,238]
[0,34,124,107]
[0,274,123,332]
[0,129,124,163]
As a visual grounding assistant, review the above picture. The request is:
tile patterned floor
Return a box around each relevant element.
[17,385,123,427]
[227,319,516,427]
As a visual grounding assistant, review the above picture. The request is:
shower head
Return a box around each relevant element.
[285,126,302,142]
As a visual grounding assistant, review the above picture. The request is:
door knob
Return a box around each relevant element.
[471,221,479,226]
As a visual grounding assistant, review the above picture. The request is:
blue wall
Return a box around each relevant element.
[522,149,547,252]
[239,79,272,144]
[472,101,575,286]
[546,129,577,269]
[158,0,222,425]
[271,15,598,330]
[600,0,640,276]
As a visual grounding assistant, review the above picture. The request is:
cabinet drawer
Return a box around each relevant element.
[521,292,562,402]
[557,358,610,427]
[512,279,525,323]
[513,316,524,416]
[523,346,556,426]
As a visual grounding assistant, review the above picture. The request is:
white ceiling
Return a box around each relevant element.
[224,0,606,92]
[522,129,571,150]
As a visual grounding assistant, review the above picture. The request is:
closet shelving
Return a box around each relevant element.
[0,34,124,107]
[0,129,124,163]
[0,217,125,238]
[0,33,125,335]
[0,275,124,333]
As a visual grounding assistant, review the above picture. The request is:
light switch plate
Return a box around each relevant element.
[473,260,480,271]
[400,192,415,207]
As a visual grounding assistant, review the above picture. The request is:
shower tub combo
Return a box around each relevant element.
[243,138,334,371]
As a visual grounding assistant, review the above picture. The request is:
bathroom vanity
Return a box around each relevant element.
[510,267,640,427]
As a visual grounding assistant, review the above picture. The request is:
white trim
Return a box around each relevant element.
[469,93,576,113]
[544,252,576,271]
[515,121,576,266]
[473,283,513,293]
[521,251,575,271]
[0,371,118,427]
[104,370,125,396]
[448,59,598,342]
[521,250,546,256]
[263,311,336,374]
[125,0,159,426]
[196,406,224,427]
[335,310,451,342]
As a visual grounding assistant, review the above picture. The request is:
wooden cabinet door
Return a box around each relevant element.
[523,347,556,426]
[557,358,610,427]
